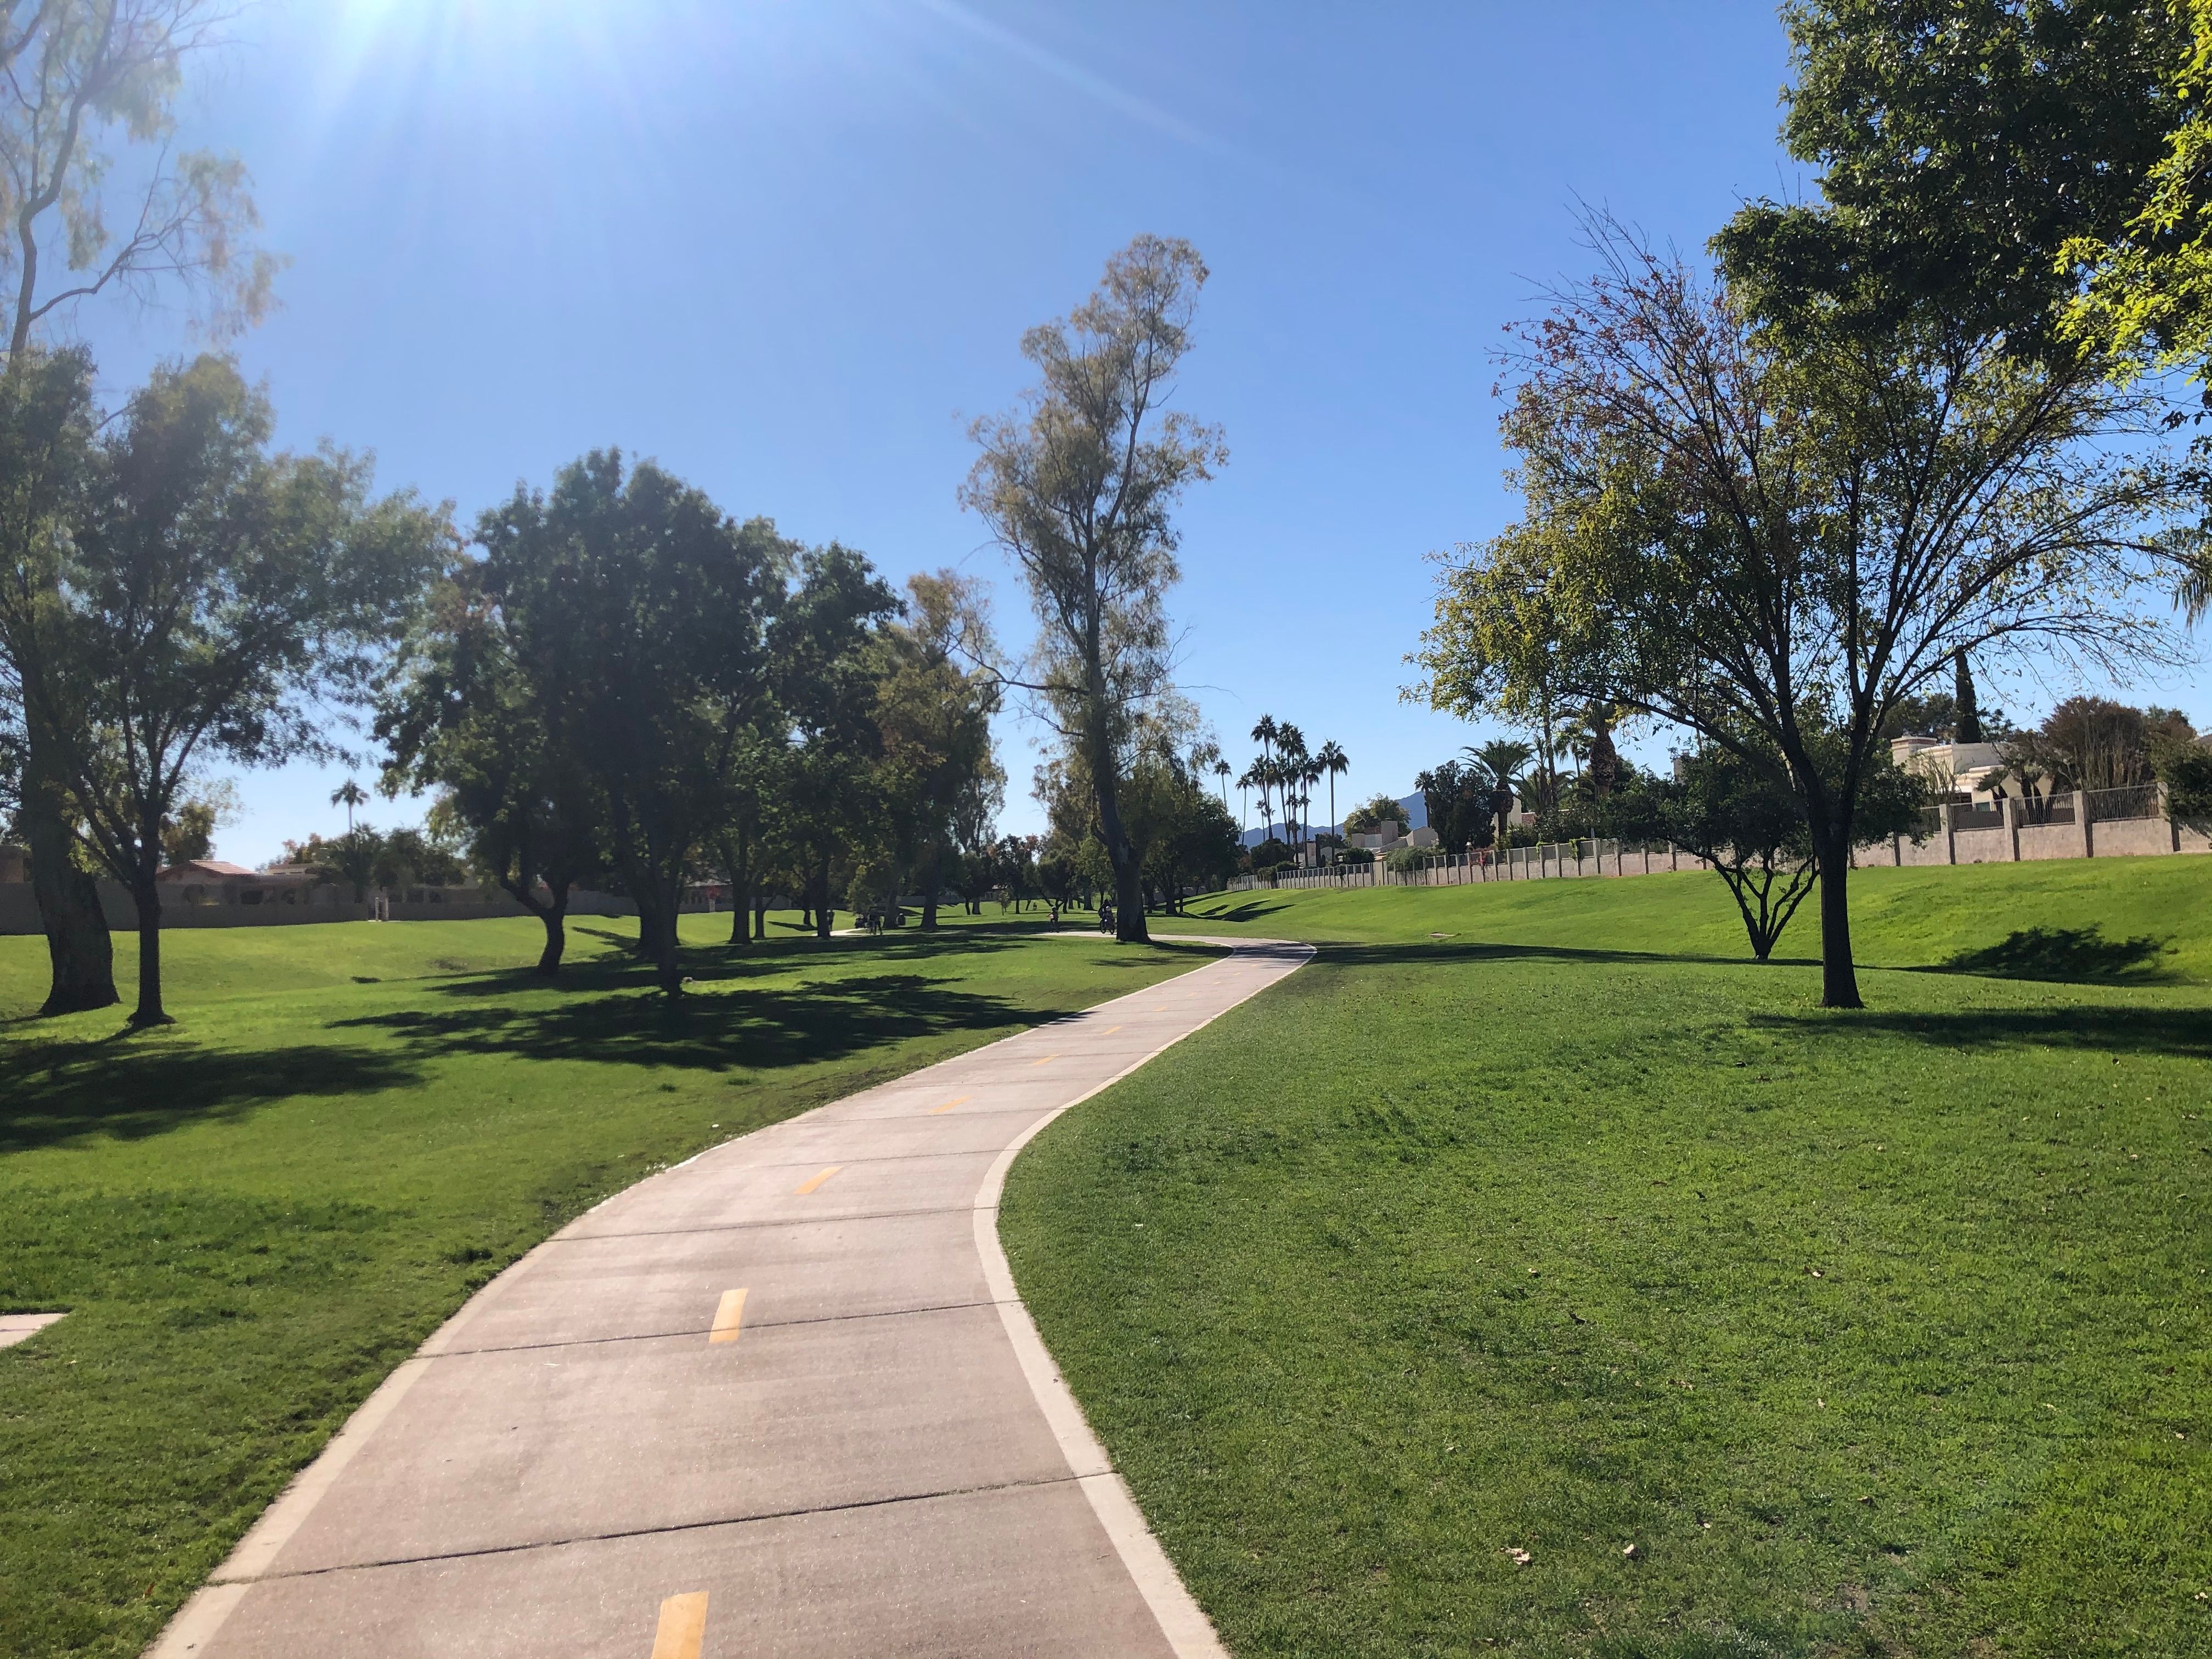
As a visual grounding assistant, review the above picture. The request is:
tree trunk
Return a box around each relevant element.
[128,873,169,1027]
[535,890,569,976]
[1589,706,1620,799]
[921,844,940,931]
[646,874,683,994]
[22,735,117,1014]
[497,872,568,977]
[1812,823,1862,1008]
[1092,765,1148,944]
[753,890,768,941]
[814,858,833,939]
[721,840,749,947]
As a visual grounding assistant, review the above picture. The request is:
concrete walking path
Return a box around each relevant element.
[153,938,1310,1658]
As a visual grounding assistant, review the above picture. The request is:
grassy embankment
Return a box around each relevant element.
[0,911,1213,1659]
[1007,858,2212,1657]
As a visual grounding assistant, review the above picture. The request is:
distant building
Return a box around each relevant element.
[0,844,24,883]
[1889,735,2007,798]
[1346,822,1438,853]
[158,859,329,908]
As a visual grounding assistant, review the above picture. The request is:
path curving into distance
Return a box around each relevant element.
[152,938,1311,1659]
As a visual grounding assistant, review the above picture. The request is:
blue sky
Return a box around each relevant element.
[68,0,2209,862]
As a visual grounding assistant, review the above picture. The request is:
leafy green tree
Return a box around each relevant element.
[29,356,444,1025]
[2010,697,2196,794]
[768,543,900,940]
[1417,224,2192,1007]
[1611,738,1927,962]
[871,571,1002,929]
[2,3,281,1016]
[159,792,224,865]
[2152,719,2212,820]
[380,563,607,974]
[475,452,778,993]
[373,825,470,891]
[1714,1,2184,352]
[963,236,1225,943]
[1413,759,1490,853]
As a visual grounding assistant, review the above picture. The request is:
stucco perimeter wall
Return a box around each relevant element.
[2095,818,2180,858]
[2018,823,2091,861]
[1953,827,2013,866]
[0,883,639,936]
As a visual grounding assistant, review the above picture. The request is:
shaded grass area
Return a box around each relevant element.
[0,913,1210,1658]
[1160,857,2212,984]
[1005,931,2212,1655]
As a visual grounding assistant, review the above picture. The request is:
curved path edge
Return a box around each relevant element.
[152,935,1309,1659]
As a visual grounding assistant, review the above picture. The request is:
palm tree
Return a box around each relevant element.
[1250,713,1278,768]
[1214,757,1231,814]
[1275,724,1308,845]
[1315,740,1349,864]
[331,778,368,834]
[1469,740,1534,844]
[1241,761,1271,843]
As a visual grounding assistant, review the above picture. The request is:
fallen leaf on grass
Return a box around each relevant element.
[1504,1548,1531,1566]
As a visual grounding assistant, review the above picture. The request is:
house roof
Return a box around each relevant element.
[157,859,270,881]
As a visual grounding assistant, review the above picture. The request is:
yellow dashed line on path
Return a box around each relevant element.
[794,1166,842,1194]
[1032,1054,1059,1066]
[708,1288,747,1346]
[650,1590,709,1658]
[929,1095,969,1115]
[1101,1025,1122,1036]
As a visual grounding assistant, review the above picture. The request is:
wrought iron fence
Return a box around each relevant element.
[2083,783,2164,823]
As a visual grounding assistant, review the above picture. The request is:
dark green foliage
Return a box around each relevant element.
[27,355,450,1024]
[1715,1,2186,349]
[472,452,785,991]
[1413,759,1493,853]
[1133,765,1242,910]
[2013,696,2197,794]
[2152,726,2212,821]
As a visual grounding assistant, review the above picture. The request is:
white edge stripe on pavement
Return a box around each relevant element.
[146,1238,559,1656]
[147,935,1307,1659]
[973,941,1312,1659]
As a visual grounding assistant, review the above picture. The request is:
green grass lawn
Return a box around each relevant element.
[0,912,1213,1659]
[1155,856,2212,983]
[1006,857,2212,1657]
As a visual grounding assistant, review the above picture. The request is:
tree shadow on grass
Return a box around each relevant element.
[1175,900,1292,925]
[1748,1005,2212,1059]
[331,972,1070,1073]
[1930,926,2175,985]
[0,1040,421,1155]
[1312,939,1782,970]
[435,926,1196,999]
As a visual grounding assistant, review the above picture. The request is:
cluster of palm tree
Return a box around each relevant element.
[1237,715,1350,860]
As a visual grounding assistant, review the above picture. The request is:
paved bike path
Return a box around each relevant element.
[153,938,1310,1659]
